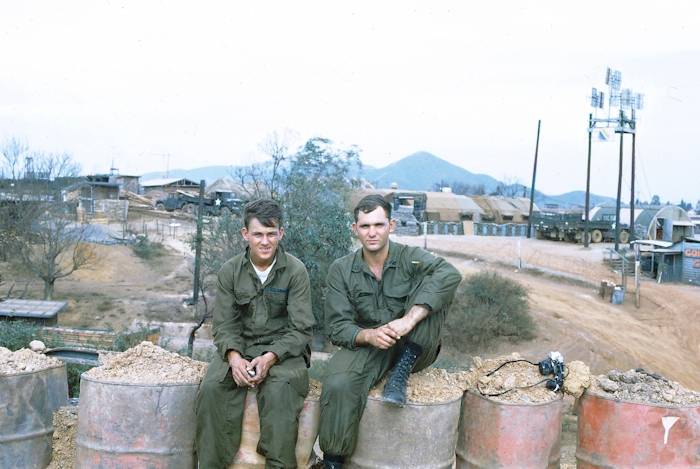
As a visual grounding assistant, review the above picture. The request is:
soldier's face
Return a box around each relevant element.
[352,207,395,253]
[242,218,284,268]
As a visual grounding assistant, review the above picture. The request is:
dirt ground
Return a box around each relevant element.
[4,214,700,468]
[397,234,700,392]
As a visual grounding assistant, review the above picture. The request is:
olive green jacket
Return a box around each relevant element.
[324,240,462,349]
[209,245,314,381]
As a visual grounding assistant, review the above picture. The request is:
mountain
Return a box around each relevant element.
[138,152,616,209]
[536,191,616,210]
[360,151,501,193]
[140,165,235,184]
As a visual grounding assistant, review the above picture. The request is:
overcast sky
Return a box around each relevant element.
[1,1,699,203]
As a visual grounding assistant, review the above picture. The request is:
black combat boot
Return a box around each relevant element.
[381,342,423,407]
[318,454,343,469]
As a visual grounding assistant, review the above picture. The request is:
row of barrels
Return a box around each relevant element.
[2,364,699,468]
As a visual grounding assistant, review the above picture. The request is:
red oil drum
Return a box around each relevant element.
[229,390,320,469]
[577,392,700,468]
[75,375,199,469]
[346,395,463,469]
[456,391,563,469]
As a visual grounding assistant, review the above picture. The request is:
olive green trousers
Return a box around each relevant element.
[195,355,309,469]
[318,309,445,458]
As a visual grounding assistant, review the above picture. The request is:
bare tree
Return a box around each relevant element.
[1,137,29,180]
[496,174,522,197]
[230,129,298,200]
[2,147,97,300]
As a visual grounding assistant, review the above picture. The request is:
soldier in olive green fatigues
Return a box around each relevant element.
[196,245,315,469]
[319,240,462,458]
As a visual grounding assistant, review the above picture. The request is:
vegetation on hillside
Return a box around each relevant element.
[443,271,535,351]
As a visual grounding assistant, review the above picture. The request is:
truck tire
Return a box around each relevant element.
[591,229,603,243]
[185,203,196,215]
[155,202,165,211]
[619,230,629,244]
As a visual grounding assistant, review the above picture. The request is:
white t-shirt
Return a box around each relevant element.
[252,258,276,284]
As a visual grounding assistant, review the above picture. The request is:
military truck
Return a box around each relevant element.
[154,190,244,216]
[531,211,629,243]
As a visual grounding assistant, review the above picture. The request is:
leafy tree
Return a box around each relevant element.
[190,135,360,338]
[651,195,661,205]
[280,137,360,329]
[678,199,692,212]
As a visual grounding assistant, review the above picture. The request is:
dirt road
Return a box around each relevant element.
[397,234,700,391]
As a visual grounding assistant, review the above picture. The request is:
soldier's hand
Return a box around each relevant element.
[227,351,255,388]
[368,325,401,349]
[249,352,278,385]
[386,305,429,337]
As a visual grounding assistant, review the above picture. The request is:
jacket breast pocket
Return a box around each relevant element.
[265,291,287,318]
[349,289,379,325]
[234,290,256,316]
[384,282,412,318]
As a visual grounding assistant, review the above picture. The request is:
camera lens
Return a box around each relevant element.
[539,358,554,375]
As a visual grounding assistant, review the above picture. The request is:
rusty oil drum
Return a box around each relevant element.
[576,391,700,468]
[75,374,199,469]
[229,390,320,469]
[345,394,462,469]
[0,364,66,469]
[456,391,563,469]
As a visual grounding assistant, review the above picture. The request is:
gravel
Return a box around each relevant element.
[47,406,78,469]
[83,341,207,384]
[588,368,700,405]
[0,347,63,374]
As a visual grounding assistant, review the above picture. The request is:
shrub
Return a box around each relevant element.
[131,236,166,260]
[0,319,63,351]
[110,326,155,352]
[66,363,91,398]
[444,271,535,350]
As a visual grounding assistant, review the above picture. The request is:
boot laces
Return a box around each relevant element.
[388,349,418,383]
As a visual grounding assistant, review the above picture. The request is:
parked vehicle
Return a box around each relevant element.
[531,211,629,243]
[154,190,244,217]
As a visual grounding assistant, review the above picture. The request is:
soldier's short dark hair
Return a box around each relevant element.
[244,198,283,229]
[353,194,392,222]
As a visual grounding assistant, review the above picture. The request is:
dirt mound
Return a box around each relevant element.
[0,347,63,374]
[464,354,561,403]
[84,341,207,384]
[588,369,700,406]
[47,406,78,469]
[369,367,465,403]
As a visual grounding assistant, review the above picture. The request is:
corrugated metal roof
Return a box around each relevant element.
[140,178,198,187]
[0,299,67,319]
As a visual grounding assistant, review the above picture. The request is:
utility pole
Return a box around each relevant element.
[614,109,625,253]
[630,110,637,242]
[192,180,205,305]
[584,113,593,248]
[587,68,643,251]
[526,120,541,239]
